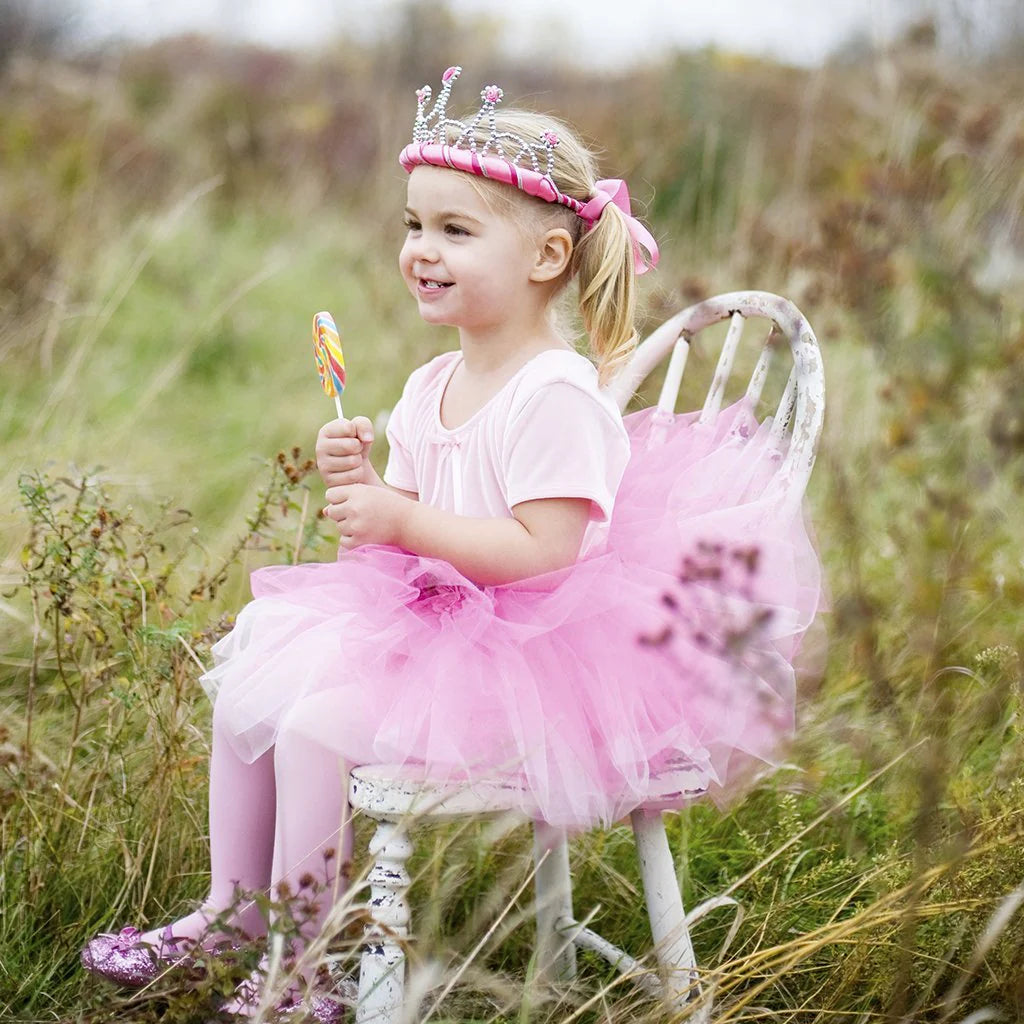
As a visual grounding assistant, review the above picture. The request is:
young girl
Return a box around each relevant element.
[82,67,820,1018]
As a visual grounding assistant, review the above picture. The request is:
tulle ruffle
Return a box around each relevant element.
[202,399,822,828]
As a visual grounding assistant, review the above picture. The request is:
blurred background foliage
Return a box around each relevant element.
[1,0,1024,1020]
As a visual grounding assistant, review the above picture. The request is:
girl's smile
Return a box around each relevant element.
[416,277,454,294]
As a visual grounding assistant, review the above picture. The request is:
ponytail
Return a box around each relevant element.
[571,202,637,387]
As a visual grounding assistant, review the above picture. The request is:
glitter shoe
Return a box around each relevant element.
[276,974,358,1023]
[80,924,193,988]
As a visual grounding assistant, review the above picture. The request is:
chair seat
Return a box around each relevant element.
[348,760,710,823]
[349,763,531,820]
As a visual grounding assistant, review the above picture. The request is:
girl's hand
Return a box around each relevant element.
[324,483,409,551]
[316,416,377,488]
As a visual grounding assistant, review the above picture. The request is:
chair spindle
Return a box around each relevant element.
[743,327,776,407]
[656,338,690,414]
[768,370,797,443]
[699,312,745,424]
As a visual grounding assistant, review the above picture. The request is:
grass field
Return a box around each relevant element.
[2,15,1024,1023]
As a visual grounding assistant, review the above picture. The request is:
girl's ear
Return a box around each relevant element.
[530,228,574,283]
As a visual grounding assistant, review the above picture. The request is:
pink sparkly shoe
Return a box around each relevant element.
[276,975,357,1023]
[218,972,355,1022]
[80,924,195,987]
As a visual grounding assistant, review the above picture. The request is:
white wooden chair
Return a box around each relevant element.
[346,291,825,1023]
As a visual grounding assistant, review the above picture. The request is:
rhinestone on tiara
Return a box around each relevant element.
[410,66,564,182]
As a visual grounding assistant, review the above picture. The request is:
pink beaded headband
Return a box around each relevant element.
[398,67,659,275]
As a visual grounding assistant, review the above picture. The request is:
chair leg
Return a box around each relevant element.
[630,808,700,1010]
[532,821,577,984]
[356,818,412,1024]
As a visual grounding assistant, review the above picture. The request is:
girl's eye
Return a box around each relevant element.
[445,224,469,237]
[403,218,421,231]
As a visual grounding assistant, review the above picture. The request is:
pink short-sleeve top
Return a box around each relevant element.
[383,349,631,525]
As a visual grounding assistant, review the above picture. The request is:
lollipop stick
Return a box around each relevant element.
[335,396,344,420]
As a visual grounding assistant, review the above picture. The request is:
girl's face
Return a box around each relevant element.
[399,166,546,338]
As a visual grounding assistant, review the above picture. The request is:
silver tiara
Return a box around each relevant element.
[411,66,562,178]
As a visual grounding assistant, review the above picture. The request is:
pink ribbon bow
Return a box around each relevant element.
[578,178,659,275]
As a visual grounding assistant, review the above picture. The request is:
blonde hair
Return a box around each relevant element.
[448,109,639,387]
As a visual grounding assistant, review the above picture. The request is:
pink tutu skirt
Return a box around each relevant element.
[202,400,822,828]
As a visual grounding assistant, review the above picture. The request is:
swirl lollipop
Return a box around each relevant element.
[312,311,346,418]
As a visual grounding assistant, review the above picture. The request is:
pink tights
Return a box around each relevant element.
[141,695,354,955]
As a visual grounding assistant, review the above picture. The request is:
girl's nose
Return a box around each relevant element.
[412,240,439,265]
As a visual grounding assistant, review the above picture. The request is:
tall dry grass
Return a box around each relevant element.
[2,10,1024,1022]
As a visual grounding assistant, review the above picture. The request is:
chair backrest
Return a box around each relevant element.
[607,291,825,503]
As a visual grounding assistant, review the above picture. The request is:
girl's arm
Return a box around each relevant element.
[400,495,591,584]
[323,484,590,585]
